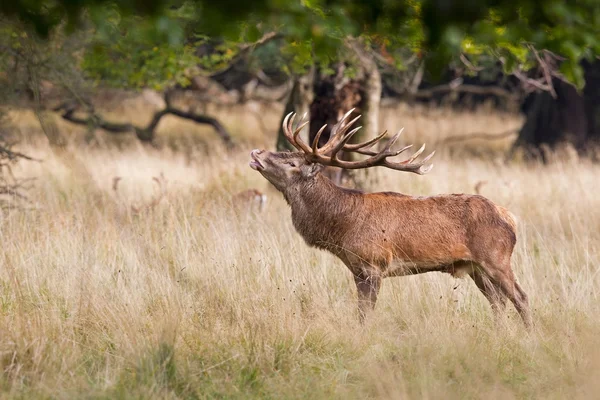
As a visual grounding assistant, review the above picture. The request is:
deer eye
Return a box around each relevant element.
[284,161,297,167]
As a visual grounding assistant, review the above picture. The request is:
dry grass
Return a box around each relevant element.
[1,106,600,399]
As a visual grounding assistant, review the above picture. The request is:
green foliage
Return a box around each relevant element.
[0,19,88,97]
[80,4,201,90]
[82,35,200,90]
[3,0,600,90]
[427,0,600,89]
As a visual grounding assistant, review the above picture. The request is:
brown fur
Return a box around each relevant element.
[250,149,531,326]
[496,205,518,232]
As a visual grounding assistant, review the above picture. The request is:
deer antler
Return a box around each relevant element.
[282,109,435,175]
[113,174,167,214]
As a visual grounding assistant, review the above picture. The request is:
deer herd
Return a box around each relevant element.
[249,109,531,327]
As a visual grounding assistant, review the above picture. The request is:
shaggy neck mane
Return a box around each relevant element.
[282,174,364,250]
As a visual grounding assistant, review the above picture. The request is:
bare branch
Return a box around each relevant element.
[459,54,484,72]
[0,143,40,162]
[209,32,283,81]
[238,31,282,52]
[512,68,554,94]
[529,45,556,98]
[0,138,35,209]
[166,108,232,145]
[408,62,425,94]
[57,93,233,146]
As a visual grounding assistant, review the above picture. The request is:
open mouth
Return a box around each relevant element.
[249,149,264,171]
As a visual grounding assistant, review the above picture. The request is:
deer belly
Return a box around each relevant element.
[384,258,475,278]
[384,260,445,277]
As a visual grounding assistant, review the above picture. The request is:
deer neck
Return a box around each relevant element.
[283,174,361,250]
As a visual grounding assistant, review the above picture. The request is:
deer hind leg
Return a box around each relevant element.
[499,273,531,328]
[353,270,382,324]
[469,268,507,317]
[481,263,531,328]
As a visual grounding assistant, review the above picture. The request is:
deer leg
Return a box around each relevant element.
[482,264,532,328]
[353,271,382,324]
[497,273,532,328]
[470,269,506,317]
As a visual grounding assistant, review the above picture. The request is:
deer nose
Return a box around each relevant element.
[251,149,264,157]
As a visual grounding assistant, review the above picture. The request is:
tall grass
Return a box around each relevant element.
[1,106,599,399]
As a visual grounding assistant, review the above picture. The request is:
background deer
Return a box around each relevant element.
[249,110,531,326]
[112,173,167,215]
[232,188,268,213]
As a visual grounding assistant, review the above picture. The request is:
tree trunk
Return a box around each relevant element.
[306,48,382,185]
[512,61,600,160]
[27,64,65,148]
[308,64,361,147]
[308,64,362,185]
[582,59,600,147]
[276,68,314,151]
[349,40,382,162]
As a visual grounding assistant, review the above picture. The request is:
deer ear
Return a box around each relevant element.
[303,163,325,178]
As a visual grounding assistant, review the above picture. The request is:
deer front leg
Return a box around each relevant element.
[353,270,382,323]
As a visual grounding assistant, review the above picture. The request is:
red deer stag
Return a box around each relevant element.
[249,110,530,326]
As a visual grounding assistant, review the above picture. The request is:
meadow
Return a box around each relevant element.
[1,102,600,399]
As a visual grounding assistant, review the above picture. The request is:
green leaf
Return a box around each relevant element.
[560,61,585,91]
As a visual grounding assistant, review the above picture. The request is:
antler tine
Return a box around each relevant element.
[342,127,405,156]
[403,144,426,164]
[312,124,327,154]
[292,120,311,153]
[282,111,313,153]
[343,129,388,154]
[382,130,402,153]
[335,108,356,134]
[390,144,414,157]
[421,150,436,164]
[287,111,295,133]
[318,110,361,154]
[418,163,434,174]
[283,111,292,133]
[383,149,436,174]
[282,112,301,151]
[362,129,403,164]
[329,126,362,160]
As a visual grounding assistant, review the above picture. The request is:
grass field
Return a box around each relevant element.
[1,105,600,399]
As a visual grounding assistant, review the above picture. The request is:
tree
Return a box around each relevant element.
[0,15,237,146]
[3,1,600,157]
[509,60,600,159]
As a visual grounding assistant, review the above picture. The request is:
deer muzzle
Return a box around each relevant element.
[249,149,265,171]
